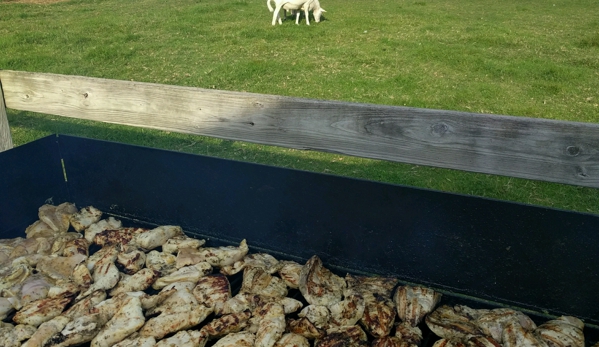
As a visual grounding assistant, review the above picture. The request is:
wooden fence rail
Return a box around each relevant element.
[1,70,598,188]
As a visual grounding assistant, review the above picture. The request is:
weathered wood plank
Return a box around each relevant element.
[0,79,14,152]
[1,69,598,187]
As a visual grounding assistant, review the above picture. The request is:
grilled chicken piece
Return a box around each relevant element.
[62,290,106,320]
[221,253,282,276]
[433,339,469,347]
[279,297,304,314]
[395,321,423,346]
[20,273,53,306]
[62,237,89,257]
[152,262,212,290]
[275,333,310,347]
[25,220,57,239]
[316,325,368,347]
[71,262,93,287]
[535,316,584,347]
[84,217,122,244]
[155,329,208,347]
[179,239,248,268]
[21,316,70,347]
[426,305,484,340]
[372,336,414,347]
[361,292,396,338]
[78,248,120,298]
[220,293,302,316]
[70,206,103,232]
[193,274,232,315]
[163,236,206,254]
[278,261,303,289]
[254,302,286,347]
[9,237,52,257]
[130,225,184,251]
[500,319,548,347]
[466,336,502,347]
[147,282,197,316]
[299,255,346,306]
[212,331,256,347]
[93,227,149,247]
[115,246,146,274]
[219,261,251,276]
[200,310,252,338]
[287,317,326,339]
[177,247,207,269]
[13,296,72,327]
[121,288,176,312]
[395,286,442,327]
[37,254,86,282]
[146,250,178,275]
[109,268,159,296]
[474,308,537,343]
[13,324,37,341]
[329,294,365,327]
[139,303,213,339]
[240,266,288,298]
[46,314,105,347]
[0,323,36,347]
[0,297,16,320]
[50,233,82,256]
[345,274,398,298]
[91,296,146,347]
[221,293,255,315]
[112,336,156,347]
[0,261,32,292]
[47,280,80,298]
[85,244,120,271]
[39,203,77,233]
[298,305,330,329]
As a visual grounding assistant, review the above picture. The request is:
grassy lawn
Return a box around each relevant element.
[1,0,599,213]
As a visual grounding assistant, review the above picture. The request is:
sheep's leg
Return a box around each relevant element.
[272,5,283,25]
[295,11,300,25]
[304,7,310,25]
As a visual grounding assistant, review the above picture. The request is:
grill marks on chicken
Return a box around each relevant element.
[426,305,585,347]
[193,274,231,315]
[254,302,287,347]
[299,255,346,307]
[241,267,288,298]
[200,310,251,338]
[395,286,442,327]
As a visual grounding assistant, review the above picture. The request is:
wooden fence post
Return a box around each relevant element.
[0,78,14,152]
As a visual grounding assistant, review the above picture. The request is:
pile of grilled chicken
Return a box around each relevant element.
[0,202,588,347]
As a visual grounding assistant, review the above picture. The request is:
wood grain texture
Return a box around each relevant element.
[1,70,598,187]
[0,80,14,152]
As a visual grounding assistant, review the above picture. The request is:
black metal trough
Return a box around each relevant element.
[1,134,598,345]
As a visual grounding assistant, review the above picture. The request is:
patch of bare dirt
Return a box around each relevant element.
[1,0,67,4]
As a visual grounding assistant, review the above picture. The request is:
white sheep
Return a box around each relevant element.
[266,0,295,22]
[295,0,325,25]
[269,0,326,26]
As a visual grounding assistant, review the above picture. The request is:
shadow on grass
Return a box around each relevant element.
[7,109,599,215]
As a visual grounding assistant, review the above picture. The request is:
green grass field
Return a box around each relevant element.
[1,0,599,213]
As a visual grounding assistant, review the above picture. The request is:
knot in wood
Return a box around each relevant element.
[566,145,581,157]
[431,122,449,137]
[576,166,588,178]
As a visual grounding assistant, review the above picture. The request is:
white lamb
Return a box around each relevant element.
[267,0,295,21]
[291,0,325,25]
[268,0,326,26]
